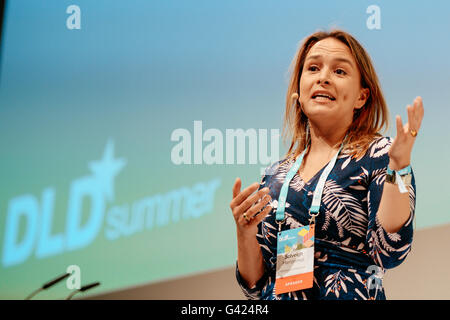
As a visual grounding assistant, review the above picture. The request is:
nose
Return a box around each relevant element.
[318,68,331,85]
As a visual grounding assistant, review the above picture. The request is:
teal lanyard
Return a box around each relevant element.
[275,137,346,229]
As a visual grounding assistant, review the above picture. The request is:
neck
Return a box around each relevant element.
[307,121,348,157]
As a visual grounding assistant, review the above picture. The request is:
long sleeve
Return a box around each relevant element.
[235,161,281,299]
[235,261,269,299]
[365,138,416,269]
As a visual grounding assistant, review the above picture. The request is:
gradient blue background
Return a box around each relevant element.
[0,0,448,299]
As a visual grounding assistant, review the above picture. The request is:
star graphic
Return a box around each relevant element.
[88,139,126,201]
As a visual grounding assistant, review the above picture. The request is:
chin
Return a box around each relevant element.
[304,102,335,114]
[304,107,339,122]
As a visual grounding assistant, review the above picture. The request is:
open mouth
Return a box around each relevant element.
[312,94,336,101]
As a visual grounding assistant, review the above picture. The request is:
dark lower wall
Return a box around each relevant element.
[87,223,450,300]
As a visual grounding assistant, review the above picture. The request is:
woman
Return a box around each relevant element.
[230,29,424,300]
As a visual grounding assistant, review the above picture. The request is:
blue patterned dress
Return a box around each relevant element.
[235,136,416,300]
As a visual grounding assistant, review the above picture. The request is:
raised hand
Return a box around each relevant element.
[388,96,424,170]
[230,178,272,237]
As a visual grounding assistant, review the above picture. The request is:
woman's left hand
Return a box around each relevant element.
[388,96,424,170]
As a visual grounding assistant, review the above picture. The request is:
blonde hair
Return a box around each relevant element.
[283,28,389,160]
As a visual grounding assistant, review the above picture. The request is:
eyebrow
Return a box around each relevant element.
[305,54,354,68]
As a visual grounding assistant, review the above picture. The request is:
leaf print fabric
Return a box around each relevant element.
[235,136,416,300]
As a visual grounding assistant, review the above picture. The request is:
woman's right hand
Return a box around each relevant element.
[229,177,272,237]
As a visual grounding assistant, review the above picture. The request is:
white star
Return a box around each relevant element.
[88,139,126,201]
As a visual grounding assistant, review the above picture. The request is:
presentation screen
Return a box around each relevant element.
[0,0,448,299]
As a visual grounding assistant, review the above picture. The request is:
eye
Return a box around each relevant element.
[308,65,318,71]
[336,68,346,75]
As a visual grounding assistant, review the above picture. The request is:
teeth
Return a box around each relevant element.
[314,94,334,100]
[314,94,333,100]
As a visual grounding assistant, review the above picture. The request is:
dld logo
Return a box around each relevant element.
[2,140,125,267]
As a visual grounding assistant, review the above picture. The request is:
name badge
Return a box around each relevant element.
[275,224,315,294]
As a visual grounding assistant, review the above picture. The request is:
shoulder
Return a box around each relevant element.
[261,158,289,179]
[339,135,393,163]
[339,135,393,174]
[259,157,293,187]
[366,136,394,159]
[364,135,394,173]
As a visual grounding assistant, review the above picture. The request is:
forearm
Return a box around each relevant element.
[236,232,266,288]
[376,168,411,233]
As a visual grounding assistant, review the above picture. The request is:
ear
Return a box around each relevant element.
[355,87,370,110]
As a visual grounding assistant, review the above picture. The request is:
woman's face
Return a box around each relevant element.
[299,37,369,128]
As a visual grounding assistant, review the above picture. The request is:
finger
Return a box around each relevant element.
[250,203,273,225]
[412,97,420,123]
[419,96,424,117]
[232,178,241,199]
[415,96,424,129]
[230,182,260,208]
[235,187,270,216]
[407,104,416,132]
[245,194,272,219]
[395,115,404,138]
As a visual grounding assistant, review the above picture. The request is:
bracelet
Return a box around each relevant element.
[386,164,411,176]
[386,164,412,193]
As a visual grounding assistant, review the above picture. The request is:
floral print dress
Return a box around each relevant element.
[235,136,416,300]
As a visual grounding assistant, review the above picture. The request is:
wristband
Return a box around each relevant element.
[387,164,411,176]
[386,164,412,193]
